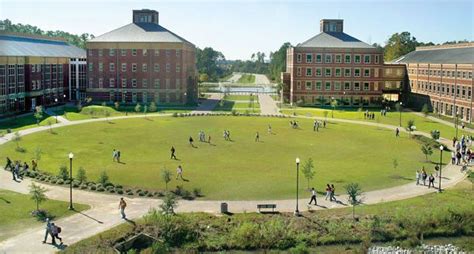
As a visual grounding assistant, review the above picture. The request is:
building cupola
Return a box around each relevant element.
[133,9,159,25]
[320,19,343,33]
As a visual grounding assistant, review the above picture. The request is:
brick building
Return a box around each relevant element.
[0,32,86,116]
[282,19,405,107]
[86,9,198,105]
[394,43,473,123]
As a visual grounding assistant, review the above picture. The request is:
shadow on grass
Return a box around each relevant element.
[0,197,11,204]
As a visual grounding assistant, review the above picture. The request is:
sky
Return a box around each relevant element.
[1,0,473,60]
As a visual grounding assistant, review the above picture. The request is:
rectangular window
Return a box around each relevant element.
[109,78,115,87]
[334,81,341,90]
[316,68,322,76]
[306,68,312,76]
[305,81,312,90]
[306,54,312,63]
[121,63,127,72]
[132,63,137,72]
[297,67,301,76]
[89,78,93,87]
[325,54,332,63]
[354,55,361,63]
[88,63,93,72]
[354,69,361,77]
[121,78,127,87]
[364,55,370,64]
[335,54,342,63]
[109,49,115,56]
[296,81,301,90]
[166,63,170,73]
[154,79,160,88]
[316,54,322,63]
[364,69,370,77]
[363,82,370,91]
[143,49,147,56]
[154,49,160,56]
[176,64,181,73]
[325,68,332,77]
[109,63,115,72]
[344,68,351,77]
[132,79,137,87]
[335,68,341,77]
[132,49,137,56]
[296,54,302,63]
[142,63,147,72]
[154,64,160,72]
[98,49,103,57]
[176,79,181,89]
[315,81,322,90]
[325,81,331,91]
[166,50,170,57]
[345,55,351,63]
[142,79,148,87]
[98,78,103,88]
[354,82,360,90]
[121,49,126,56]
[99,63,103,72]
[344,81,351,90]
[375,55,379,64]
[176,50,181,57]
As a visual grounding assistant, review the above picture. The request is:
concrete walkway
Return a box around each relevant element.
[0,110,469,253]
[191,93,223,114]
[44,108,70,124]
[258,93,281,115]
[409,111,474,133]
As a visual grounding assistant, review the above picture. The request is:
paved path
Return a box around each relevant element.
[227,73,242,83]
[44,108,70,124]
[258,94,281,115]
[409,111,474,133]
[0,111,469,253]
[191,93,223,114]
[254,74,271,85]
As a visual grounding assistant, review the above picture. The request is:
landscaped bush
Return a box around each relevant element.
[96,187,105,192]
[89,185,97,191]
[56,179,64,185]
[116,189,124,195]
[80,184,88,190]
[192,188,202,198]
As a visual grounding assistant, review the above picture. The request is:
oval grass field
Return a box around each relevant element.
[0,116,448,200]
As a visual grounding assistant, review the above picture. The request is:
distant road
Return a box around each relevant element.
[254,74,271,85]
[227,73,242,83]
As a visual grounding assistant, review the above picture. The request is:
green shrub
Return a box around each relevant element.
[117,189,124,195]
[90,185,97,191]
[58,165,69,180]
[76,167,87,183]
[172,112,178,117]
[56,179,64,185]
[98,170,109,185]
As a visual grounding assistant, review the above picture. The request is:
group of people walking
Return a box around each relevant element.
[313,119,326,132]
[198,130,211,143]
[4,157,36,181]
[43,218,62,246]
[451,135,473,166]
[112,149,122,163]
[416,167,437,188]
[307,184,337,205]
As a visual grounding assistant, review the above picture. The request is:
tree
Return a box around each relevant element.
[134,103,141,114]
[149,102,157,113]
[392,158,399,171]
[160,192,177,215]
[395,102,401,113]
[34,147,42,165]
[114,101,120,111]
[143,105,148,116]
[161,169,172,190]
[407,119,416,136]
[196,47,227,81]
[98,170,109,185]
[301,158,315,189]
[431,130,440,140]
[330,99,338,118]
[58,165,69,181]
[12,132,21,148]
[421,103,430,117]
[421,143,433,161]
[384,32,419,61]
[345,183,363,220]
[268,42,292,82]
[29,183,48,211]
[34,106,43,125]
[76,167,87,183]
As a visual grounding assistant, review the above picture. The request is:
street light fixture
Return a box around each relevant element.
[399,102,403,127]
[68,152,74,210]
[294,157,300,216]
[54,98,59,123]
[438,146,443,193]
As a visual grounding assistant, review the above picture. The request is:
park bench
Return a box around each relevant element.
[257,204,277,213]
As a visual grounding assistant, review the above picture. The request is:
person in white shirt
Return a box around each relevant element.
[176,165,184,180]
[308,187,317,205]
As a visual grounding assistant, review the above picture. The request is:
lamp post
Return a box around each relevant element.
[438,146,443,193]
[54,98,58,123]
[455,113,459,140]
[68,152,74,210]
[343,92,346,107]
[63,94,66,102]
[294,157,300,216]
[399,102,403,127]
[331,96,335,118]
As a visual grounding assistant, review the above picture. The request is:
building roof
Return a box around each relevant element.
[0,34,86,58]
[393,46,474,64]
[89,22,193,45]
[296,32,375,49]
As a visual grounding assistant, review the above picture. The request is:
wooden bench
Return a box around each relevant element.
[257,204,277,213]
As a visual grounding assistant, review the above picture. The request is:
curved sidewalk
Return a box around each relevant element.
[0,113,469,253]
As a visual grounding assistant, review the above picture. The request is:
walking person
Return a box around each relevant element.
[395,128,400,137]
[5,157,12,170]
[31,159,37,171]
[42,218,52,244]
[323,120,326,128]
[416,170,420,185]
[170,146,177,160]
[422,168,428,186]
[308,187,317,205]
[118,197,127,219]
[255,132,260,142]
[325,184,331,201]
[117,150,121,163]
[176,165,184,180]
[208,135,212,144]
[330,184,336,201]
[428,174,435,189]
[189,136,194,147]
[112,149,117,162]
[268,124,272,134]
[51,223,62,245]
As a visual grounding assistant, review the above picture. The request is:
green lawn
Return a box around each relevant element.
[213,100,260,112]
[224,95,258,101]
[0,116,449,200]
[237,74,256,84]
[281,107,473,139]
[0,189,89,241]
[0,114,57,133]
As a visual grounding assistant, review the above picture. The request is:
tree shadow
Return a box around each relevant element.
[0,197,11,204]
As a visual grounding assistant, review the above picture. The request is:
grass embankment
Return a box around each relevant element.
[0,189,89,241]
[0,114,57,133]
[64,180,474,253]
[281,107,473,139]
[0,116,449,200]
[237,74,256,84]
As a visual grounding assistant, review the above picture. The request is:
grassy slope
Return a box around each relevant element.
[281,107,473,139]
[0,115,57,133]
[0,189,89,241]
[237,74,256,84]
[225,95,258,101]
[0,116,449,200]
[64,180,474,253]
